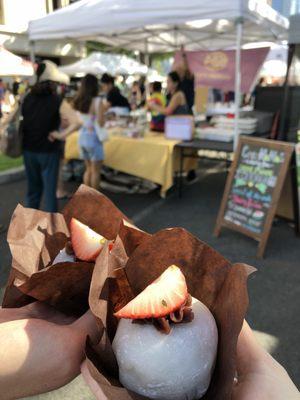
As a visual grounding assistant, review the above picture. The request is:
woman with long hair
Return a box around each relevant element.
[73,74,105,190]
[22,60,81,212]
[148,71,190,116]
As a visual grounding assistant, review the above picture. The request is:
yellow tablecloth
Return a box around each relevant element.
[65,131,196,197]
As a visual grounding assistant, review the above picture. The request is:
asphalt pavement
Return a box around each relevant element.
[0,163,299,398]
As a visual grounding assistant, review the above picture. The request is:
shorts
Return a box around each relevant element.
[80,144,104,161]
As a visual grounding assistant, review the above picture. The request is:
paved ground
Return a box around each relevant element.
[1,164,299,398]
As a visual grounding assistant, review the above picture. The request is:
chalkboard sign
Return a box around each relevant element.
[215,136,294,257]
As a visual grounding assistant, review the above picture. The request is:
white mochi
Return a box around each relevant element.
[52,249,75,265]
[112,298,218,400]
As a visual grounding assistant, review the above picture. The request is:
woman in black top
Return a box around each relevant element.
[148,71,190,116]
[22,61,80,212]
[100,73,130,112]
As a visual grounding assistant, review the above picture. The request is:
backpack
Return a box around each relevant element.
[0,100,23,158]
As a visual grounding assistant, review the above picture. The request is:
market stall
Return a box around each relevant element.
[26,0,289,196]
[28,0,288,146]
[65,131,196,197]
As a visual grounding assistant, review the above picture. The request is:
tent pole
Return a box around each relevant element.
[144,38,150,67]
[278,43,295,141]
[29,40,36,64]
[233,18,243,150]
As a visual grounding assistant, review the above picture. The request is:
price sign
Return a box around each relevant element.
[215,136,294,257]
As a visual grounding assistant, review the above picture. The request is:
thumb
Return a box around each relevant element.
[235,320,268,376]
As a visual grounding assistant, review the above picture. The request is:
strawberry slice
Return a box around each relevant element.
[114,265,188,319]
[70,218,107,262]
[109,242,114,252]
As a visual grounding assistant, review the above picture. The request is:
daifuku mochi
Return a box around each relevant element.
[52,248,75,264]
[112,298,218,400]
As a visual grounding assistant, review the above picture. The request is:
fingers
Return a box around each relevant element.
[24,302,76,325]
[235,320,268,376]
[234,321,300,400]
[0,303,75,325]
[0,306,28,323]
[72,309,101,345]
[48,130,60,142]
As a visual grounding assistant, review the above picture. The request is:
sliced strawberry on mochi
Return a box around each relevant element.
[70,218,107,262]
[114,265,188,319]
[109,242,114,252]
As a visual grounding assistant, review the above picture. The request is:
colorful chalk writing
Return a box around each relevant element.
[224,144,286,235]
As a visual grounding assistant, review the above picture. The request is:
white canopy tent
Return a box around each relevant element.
[261,44,288,78]
[59,52,148,77]
[29,0,288,52]
[28,0,289,146]
[0,46,34,76]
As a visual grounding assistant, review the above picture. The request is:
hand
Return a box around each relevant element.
[48,130,65,142]
[148,101,159,112]
[147,101,154,110]
[0,303,99,399]
[233,321,300,400]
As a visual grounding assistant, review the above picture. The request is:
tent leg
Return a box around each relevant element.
[233,19,243,150]
[278,44,295,141]
[144,39,150,67]
[29,40,36,64]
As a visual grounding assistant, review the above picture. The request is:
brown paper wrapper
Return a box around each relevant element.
[63,184,129,239]
[87,227,255,400]
[2,185,144,315]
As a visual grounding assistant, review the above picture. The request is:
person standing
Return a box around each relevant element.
[100,73,130,113]
[18,79,30,97]
[22,60,81,212]
[148,71,197,182]
[129,81,143,110]
[12,78,20,97]
[148,71,189,116]
[72,74,105,190]
[175,47,195,114]
[147,81,166,132]
[0,79,6,120]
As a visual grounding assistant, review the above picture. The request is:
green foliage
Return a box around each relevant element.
[86,41,134,57]
[0,154,23,172]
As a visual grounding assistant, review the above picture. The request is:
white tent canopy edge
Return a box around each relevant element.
[59,52,149,76]
[28,0,288,51]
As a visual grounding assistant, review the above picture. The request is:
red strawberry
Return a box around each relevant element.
[114,265,188,319]
[109,242,114,252]
[70,218,107,262]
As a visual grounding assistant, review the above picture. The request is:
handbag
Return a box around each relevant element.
[94,97,108,142]
[0,99,23,158]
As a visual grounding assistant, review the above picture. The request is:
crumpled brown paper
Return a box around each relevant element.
[86,227,255,400]
[2,185,139,315]
[63,184,129,240]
